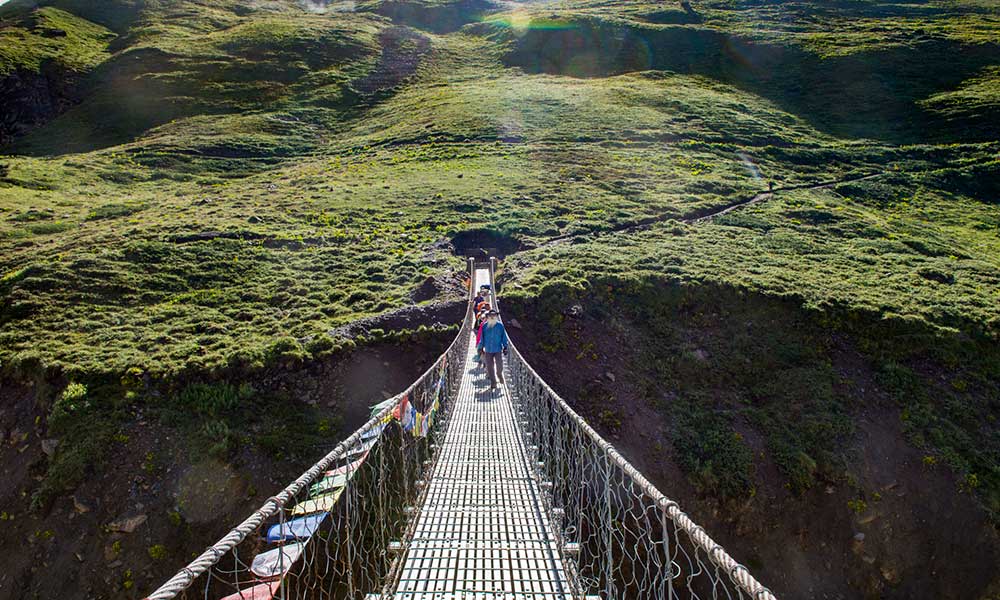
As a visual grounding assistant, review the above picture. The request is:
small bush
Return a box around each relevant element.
[86,203,146,221]
[177,382,253,418]
[49,383,89,433]
[27,221,73,235]
[305,333,337,356]
[201,420,236,457]
[266,336,307,363]
[597,409,622,432]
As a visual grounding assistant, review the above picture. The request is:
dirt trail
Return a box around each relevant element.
[539,170,885,249]
[685,171,884,224]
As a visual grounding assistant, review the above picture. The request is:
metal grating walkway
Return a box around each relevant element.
[392,269,573,600]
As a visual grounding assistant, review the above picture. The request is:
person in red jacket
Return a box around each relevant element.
[474,305,491,369]
[476,309,509,391]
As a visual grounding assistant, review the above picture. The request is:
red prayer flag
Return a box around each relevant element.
[220,581,280,600]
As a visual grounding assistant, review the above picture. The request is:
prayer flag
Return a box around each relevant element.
[402,400,415,432]
[325,456,364,477]
[291,488,344,516]
[265,513,327,543]
[361,423,386,440]
[369,397,395,417]
[346,438,377,457]
[220,581,281,600]
[250,543,304,579]
[310,472,349,496]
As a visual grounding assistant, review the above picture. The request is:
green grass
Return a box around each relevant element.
[498,0,1000,54]
[485,5,1000,142]
[0,6,114,75]
[502,170,1000,336]
[1,0,997,377]
[6,1,386,154]
[0,0,998,522]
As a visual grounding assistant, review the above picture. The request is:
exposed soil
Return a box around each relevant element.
[502,288,1000,600]
[327,300,467,341]
[451,228,528,260]
[409,270,468,303]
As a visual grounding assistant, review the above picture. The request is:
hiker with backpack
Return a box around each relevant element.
[476,309,509,390]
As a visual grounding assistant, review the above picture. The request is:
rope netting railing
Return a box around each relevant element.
[143,260,478,600]
[146,254,775,600]
[490,260,777,600]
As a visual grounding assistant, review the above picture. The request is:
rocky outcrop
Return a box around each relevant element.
[0,64,84,148]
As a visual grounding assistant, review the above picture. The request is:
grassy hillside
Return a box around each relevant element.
[0,6,113,75]
[0,0,998,597]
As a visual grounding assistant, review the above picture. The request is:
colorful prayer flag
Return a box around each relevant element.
[250,543,304,579]
[414,412,428,437]
[399,394,409,423]
[401,395,415,431]
[265,513,327,543]
[310,472,349,496]
[346,438,377,457]
[291,488,344,516]
[361,422,387,440]
[220,581,281,600]
[325,456,364,477]
[369,397,395,417]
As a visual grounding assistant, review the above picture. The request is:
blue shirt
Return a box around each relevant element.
[477,321,509,354]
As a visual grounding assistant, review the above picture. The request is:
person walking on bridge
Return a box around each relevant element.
[476,309,509,391]
[474,287,489,312]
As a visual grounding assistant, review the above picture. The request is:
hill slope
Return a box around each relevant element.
[0,0,998,598]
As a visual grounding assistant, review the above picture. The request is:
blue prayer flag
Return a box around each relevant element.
[266,513,327,543]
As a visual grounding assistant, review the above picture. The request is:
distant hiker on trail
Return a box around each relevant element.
[476,309,509,390]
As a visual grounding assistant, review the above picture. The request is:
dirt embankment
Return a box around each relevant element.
[0,333,453,599]
[503,282,1000,600]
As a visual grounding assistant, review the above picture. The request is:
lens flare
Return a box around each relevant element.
[482,12,577,35]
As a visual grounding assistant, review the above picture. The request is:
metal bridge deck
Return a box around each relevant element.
[393,269,572,600]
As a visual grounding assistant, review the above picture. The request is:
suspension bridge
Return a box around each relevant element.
[144,259,776,600]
